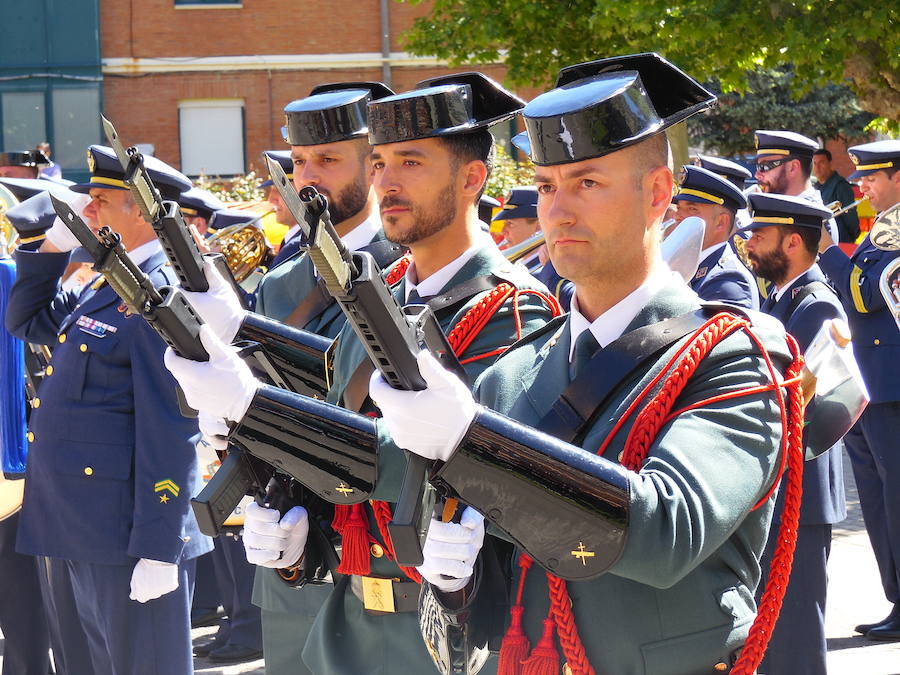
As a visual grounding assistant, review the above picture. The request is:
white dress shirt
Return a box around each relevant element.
[568,263,673,361]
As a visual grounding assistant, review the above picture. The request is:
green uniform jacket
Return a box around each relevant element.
[252,230,392,675]
[255,229,392,335]
[471,283,792,675]
[302,240,555,675]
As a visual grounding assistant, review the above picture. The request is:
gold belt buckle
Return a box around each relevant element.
[361,576,396,613]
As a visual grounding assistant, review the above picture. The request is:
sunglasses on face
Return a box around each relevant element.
[756,157,793,173]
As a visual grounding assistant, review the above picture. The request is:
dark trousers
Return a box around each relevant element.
[191,551,219,611]
[66,558,196,675]
[37,556,95,675]
[209,533,262,649]
[0,512,51,675]
[759,523,832,675]
[844,402,900,603]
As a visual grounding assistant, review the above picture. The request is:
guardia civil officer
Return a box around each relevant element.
[673,164,757,308]
[816,140,900,640]
[165,73,558,674]
[0,207,52,675]
[744,192,847,673]
[0,150,48,179]
[372,53,798,674]
[177,82,403,675]
[5,146,212,675]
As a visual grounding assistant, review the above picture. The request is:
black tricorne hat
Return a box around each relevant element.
[367,72,524,146]
[282,82,395,147]
[518,53,715,166]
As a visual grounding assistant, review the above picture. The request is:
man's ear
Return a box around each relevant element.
[460,159,488,200]
[645,165,674,221]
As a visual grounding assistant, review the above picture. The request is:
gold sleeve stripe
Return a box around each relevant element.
[850,265,868,313]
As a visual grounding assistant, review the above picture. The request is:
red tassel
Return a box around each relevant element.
[520,618,559,675]
[497,605,530,675]
[335,503,371,576]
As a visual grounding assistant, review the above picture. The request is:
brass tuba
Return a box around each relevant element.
[206,209,274,283]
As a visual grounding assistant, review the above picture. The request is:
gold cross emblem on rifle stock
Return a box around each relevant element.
[571,541,595,566]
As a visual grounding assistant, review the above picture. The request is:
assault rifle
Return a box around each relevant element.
[265,155,464,566]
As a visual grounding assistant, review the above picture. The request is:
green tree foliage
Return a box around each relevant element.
[401,0,899,130]
[484,145,535,199]
[690,68,876,156]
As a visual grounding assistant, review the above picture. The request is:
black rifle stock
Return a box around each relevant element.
[265,154,463,566]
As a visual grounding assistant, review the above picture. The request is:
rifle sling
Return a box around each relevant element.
[537,306,735,446]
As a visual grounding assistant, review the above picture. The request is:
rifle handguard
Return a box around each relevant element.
[237,312,331,399]
[231,385,377,504]
[431,406,631,581]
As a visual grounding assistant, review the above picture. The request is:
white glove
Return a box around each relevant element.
[180,258,246,343]
[368,350,477,462]
[164,324,259,423]
[242,501,309,569]
[198,410,229,452]
[417,507,485,592]
[129,558,179,603]
[44,193,91,252]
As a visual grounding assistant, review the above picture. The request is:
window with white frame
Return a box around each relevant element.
[178,99,245,177]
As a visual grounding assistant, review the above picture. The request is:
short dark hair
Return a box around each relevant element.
[795,155,812,180]
[630,133,670,188]
[438,129,495,201]
[780,223,820,257]
[813,148,832,162]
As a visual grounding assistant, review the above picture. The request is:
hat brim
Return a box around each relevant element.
[492,205,537,221]
[70,181,129,194]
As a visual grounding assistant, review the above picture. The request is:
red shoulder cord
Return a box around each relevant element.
[499,312,806,675]
[334,256,562,585]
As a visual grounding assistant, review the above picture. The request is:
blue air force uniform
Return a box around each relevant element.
[759,266,847,674]
[5,245,212,673]
[675,164,758,309]
[817,141,900,621]
[690,244,758,309]
[742,192,847,673]
[4,146,213,674]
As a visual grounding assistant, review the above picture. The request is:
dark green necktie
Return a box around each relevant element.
[569,329,600,380]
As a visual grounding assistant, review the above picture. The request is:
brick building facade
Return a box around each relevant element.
[99,0,514,177]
